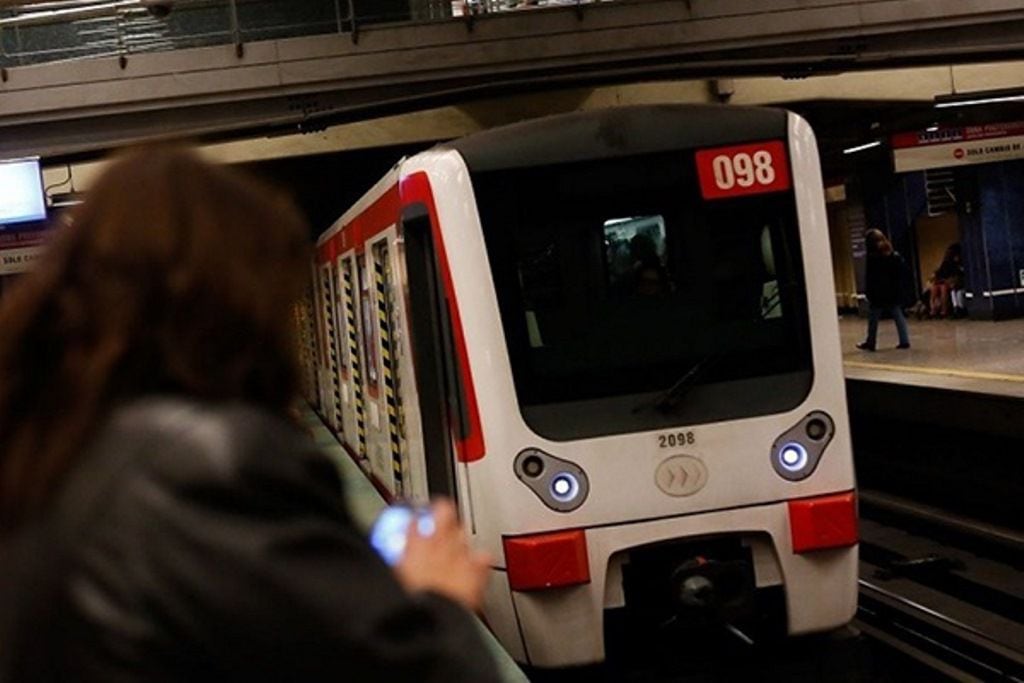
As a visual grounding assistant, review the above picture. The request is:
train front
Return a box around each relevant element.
[430,105,857,668]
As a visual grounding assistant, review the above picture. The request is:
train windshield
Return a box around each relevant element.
[472,149,813,440]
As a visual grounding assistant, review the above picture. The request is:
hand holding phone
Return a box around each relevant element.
[369,505,436,566]
[378,500,491,612]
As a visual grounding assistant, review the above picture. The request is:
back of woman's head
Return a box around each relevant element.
[866,228,893,256]
[0,146,309,529]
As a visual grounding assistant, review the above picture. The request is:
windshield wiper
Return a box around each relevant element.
[632,353,719,415]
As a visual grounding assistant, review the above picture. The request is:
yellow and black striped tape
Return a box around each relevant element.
[342,262,367,456]
[374,245,404,496]
[323,267,343,428]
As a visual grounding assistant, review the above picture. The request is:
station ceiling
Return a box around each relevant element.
[38,61,1024,197]
[6,0,1024,162]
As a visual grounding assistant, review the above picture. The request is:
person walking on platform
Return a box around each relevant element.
[857,228,911,351]
[0,147,499,683]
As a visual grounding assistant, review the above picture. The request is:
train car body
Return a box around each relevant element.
[308,105,857,668]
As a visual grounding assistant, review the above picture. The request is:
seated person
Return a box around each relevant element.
[930,243,965,318]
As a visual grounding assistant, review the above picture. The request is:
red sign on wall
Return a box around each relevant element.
[695,141,791,200]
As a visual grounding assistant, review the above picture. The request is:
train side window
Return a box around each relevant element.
[358,255,379,391]
[400,205,462,498]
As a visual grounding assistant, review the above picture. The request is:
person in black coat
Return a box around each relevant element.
[857,228,911,351]
[0,148,500,682]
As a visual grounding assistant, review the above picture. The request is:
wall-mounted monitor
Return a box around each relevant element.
[0,158,46,227]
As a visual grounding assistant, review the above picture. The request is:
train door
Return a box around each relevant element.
[356,250,390,487]
[330,260,347,428]
[400,205,463,500]
[295,286,320,408]
[339,252,368,465]
[315,263,337,426]
[389,234,430,505]
[311,265,325,412]
[302,265,323,411]
[325,261,345,432]
[366,235,408,498]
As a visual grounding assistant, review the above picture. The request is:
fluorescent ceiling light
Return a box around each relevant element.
[936,94,1024,108]
[934,88,1024,109]
[843,141,881,155]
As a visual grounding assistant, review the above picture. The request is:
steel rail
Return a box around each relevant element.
[857,571,1024,682]
[859,489,1024,555]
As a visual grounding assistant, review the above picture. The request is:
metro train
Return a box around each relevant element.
[303,105,858,668]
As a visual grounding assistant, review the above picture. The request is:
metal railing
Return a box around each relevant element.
[0,0,593,70]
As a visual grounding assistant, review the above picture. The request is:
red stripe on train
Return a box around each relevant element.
[315,173,485,464]
[316,184,402,263]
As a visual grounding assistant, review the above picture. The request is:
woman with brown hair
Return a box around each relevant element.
[857,228,911,351]
[0,147,497,682]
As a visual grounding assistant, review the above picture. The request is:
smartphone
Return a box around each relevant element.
[369,505,436,566]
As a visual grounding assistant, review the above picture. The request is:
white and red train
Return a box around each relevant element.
[305,105,857,668]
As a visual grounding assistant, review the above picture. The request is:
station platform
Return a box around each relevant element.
[839,316,1024,398]
[298,408,528,682]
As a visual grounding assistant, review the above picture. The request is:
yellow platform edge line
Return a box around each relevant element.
[844,360,1024,383]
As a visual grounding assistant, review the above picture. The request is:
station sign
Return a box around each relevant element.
[695,141,791,200]
[0,244,44,276]
[892,122,1024,173]
[0,229,51,276]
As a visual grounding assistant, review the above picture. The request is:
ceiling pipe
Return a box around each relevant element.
[0,0,187,27]
[0,2,140,27]
[0,0,191,7]
[5,0,116,10]
[0,0,115,6]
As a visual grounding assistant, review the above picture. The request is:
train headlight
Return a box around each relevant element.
[771,412,836,482]
[778,442,808,472]
[550,473,580,503]
[514,448,589,512]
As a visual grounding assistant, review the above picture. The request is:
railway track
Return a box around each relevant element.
[856,490,1024,682]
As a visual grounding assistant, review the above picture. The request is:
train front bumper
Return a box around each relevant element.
[482,496,858,668]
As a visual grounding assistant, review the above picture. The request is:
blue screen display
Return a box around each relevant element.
[0,159,46,226]
[369,506,436,566]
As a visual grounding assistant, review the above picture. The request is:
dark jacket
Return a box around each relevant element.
[0,398,499,683]
[935,257,965,287]
[865,251,905,309]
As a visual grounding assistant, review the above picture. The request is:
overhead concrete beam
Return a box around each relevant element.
[195,60,1024,163]
[37,57,1024,192]
[8,0,1024,159]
